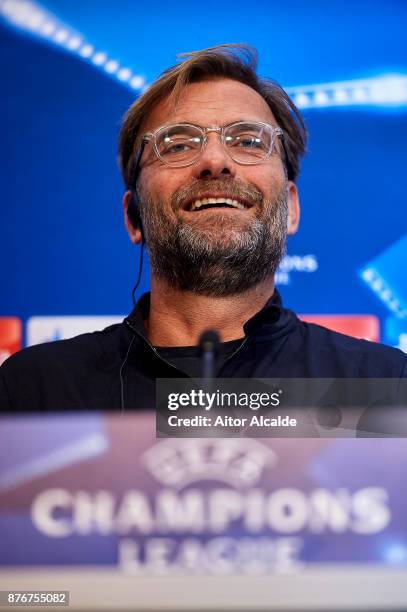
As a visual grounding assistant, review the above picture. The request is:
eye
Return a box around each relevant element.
[166,142,190,154]
[159,135,202,156]
[235,135,264,149]
[224,123,271,155]
[225,132,267,151]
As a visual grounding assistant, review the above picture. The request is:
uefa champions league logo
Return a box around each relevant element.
[28,431,391,575]
[142,438,278,490]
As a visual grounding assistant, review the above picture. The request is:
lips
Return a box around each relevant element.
[172,178,262,215]
[184,195,253,212]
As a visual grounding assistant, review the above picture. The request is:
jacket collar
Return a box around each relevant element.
[125,288,288,340]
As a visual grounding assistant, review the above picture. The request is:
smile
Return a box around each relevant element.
[187,197,252,211]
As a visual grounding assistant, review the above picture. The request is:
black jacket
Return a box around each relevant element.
[1,291,406,411]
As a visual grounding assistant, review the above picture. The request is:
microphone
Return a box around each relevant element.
[199,330,220,379]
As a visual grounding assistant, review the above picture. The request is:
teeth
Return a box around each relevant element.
[190,198,246,211]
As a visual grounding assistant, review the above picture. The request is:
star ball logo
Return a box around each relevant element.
[30,438,391,575]
[142,438,277,490]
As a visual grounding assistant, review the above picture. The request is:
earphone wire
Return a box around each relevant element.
[120,241,145,413]
[131,240,145,308]
[120,141,148,412]
[119,334,136,413]
[120,241,145,412]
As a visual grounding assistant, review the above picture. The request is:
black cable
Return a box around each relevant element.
[129,137,148,309]
[119,335,136,413]
[120,240,144,413]
[120,141,148,412]
[131,240,145,308]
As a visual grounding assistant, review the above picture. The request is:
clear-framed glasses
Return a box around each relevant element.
[141,121,284,168]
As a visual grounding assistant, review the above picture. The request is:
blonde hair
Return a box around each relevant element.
[118,44,307,187]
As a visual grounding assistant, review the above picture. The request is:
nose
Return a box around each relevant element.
[191,132,237,179]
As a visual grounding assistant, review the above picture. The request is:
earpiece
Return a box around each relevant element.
[127,138,148,233]
[127,190,143,233]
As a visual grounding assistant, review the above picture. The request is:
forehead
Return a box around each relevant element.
[142,78,277,132]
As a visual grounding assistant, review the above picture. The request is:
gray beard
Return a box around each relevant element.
[138,179,288,297]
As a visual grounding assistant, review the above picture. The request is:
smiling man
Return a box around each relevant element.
[1,44,406,411]
[122,75,300,348]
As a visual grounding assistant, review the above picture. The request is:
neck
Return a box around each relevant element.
[145,275,275,347]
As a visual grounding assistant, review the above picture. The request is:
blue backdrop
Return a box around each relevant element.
[1,0,406,350]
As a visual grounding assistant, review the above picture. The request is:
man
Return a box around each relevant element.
[1,44,406,411]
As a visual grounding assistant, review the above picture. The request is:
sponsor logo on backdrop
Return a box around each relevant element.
[0,317,22,365]
[299,314,380,342]
[276,254,318,285]
[30,438,391,575]
[26,315,124,346]
[360,234,407,319]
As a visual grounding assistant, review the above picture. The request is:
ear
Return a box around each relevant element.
[122,190,143,244]
[286,181,300,235]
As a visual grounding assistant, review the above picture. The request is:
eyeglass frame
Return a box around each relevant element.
[129,120,287,189]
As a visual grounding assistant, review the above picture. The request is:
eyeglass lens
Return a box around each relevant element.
[155,123,275,166]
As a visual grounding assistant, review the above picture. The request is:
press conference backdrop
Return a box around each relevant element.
[0,0,406,357]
